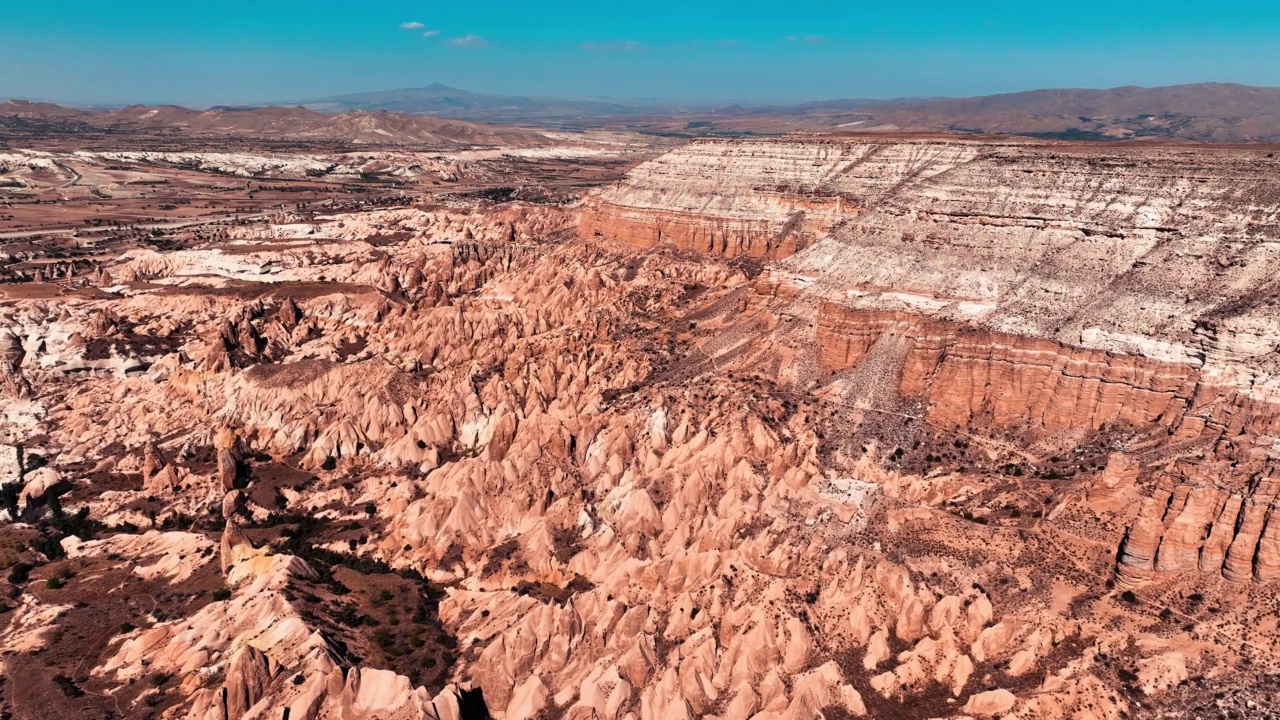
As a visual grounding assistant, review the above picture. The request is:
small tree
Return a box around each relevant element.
[0,482,21,520]
[48,493,64,522]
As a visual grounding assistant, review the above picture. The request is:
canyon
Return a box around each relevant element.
[1,131,1279,720]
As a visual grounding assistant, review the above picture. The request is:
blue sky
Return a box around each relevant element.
[4,1,1280,105]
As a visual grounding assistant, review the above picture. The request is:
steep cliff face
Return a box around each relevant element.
[580,139,981,258]
[592,137,1280,379]
[589,136,1280,589]
[812,305,1205,435]
[809,303,1280,586]
[583,136,1280,268]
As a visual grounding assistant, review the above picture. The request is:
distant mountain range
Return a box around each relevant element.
[9,83,1280,144]
[745,82,1280,142]
[302,82,1280,142]
[0,100,549,146]
[299,83,649,122]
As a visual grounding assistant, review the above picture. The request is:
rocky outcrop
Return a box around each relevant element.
[812,305,1214,436]
[1256,504,1280,582]
[1118,491,1173,586]
[1199,494,1244,572]
[1223,500,1272,583]
[0,330,29,398]
[215,426,247,491]
[963,688,1017,716]
[580,139,920,258]
[140,438,180,494]
[221,519,258,575]
[224,645,275,720]
[794,302,1280,586]
[1155,486,1224,573]
[1113,478,1280,585]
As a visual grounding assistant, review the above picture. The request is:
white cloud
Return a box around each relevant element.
[423,30,441,37]
[580,40,646,52]
[785,35,830,44]
[400,21,425,30]
[449,34,490,48]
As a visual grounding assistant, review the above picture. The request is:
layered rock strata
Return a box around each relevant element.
[4,136,1280,720]
[589,136,1280,588]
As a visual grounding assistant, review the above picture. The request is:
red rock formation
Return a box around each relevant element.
[224,646,275,720]
[11,135,1280,720]
[1224,501,1271,583]
[1155,486,1224,573]
[140,438,180,494]
[215,426,246,491]
[1257,504,1280,582]
[1119,491,1173,586]
[579,203,825,259]
[1200,494,1244,573]
[814,305,1210,437]
[806,302,1280,587]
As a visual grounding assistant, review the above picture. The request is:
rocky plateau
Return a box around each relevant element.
[1,133,1279,720]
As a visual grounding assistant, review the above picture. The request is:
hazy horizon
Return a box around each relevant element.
[10,80,1280,113]
[6,0,1280,107]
